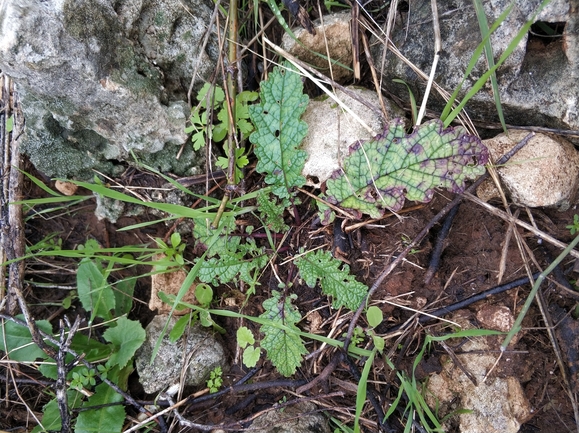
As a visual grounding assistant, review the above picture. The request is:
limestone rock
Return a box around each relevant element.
[250,401,331,433]
[0,0,219,179]
[476,130,579,210]
[426,313,532,433]
[300,86,403,187]
[373,0,579,132]
[135,315,226,394]
[281,12,354,83]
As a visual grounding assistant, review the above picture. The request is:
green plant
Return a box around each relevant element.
[207,366,223,393]
[186,83,257,181]
[323,118,489,221]
[7,29,539,429]
[155,232,186,268]
[237,326,261,368]
[1,312,145,433]
[567,214,579,234]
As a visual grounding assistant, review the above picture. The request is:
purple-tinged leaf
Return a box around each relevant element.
[325,119,489,219]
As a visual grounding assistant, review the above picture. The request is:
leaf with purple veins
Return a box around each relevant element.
[325,119,489,219]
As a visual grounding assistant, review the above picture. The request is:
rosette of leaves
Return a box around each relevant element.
[324,118,489,220]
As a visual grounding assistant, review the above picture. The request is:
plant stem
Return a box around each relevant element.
[212,0,239,229]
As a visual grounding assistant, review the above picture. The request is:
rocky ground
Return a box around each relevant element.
[1,1,579,432]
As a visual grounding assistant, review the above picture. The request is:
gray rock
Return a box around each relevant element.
[0,0,219,178]
[250,401,331,433]
[135,315,226,394]
[373,0,579,132]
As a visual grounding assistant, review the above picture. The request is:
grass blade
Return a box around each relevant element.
[473,0,507,132]
[443,0,553,127]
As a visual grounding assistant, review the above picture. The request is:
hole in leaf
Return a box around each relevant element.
[307,175,320,185]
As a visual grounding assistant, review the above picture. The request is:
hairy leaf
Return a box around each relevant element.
[295,250,368,311]
[249,62,309,198]
[256,190,289,233]
[260,291,307,377]
[197,239,266,286]
[325,119,489,219]
[103,317,146,369]
[193,216,238,257]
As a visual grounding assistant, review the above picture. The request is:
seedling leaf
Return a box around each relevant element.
[260,291,307,377]
[296,250,368,311]
[366,306,383,328]
[249,62,309,198]
[102,317,146,369]
[242,345,261,368]
[237,326,255,348]
[325,119,488,219]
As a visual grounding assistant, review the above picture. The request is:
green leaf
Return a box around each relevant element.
[32,391,84,433]
[259,291,307,377]
[113,278,135,316]
[256,191,289,233]
[243,345,261,368]
[325,119,489,219]
[249,62,309,199]
[197,241,266,286]
[237,326,255,348]
[193,215,238,257]
[295,250,368,311]
[102,317,146,369]
[169,313,192,343]
[0,316,53,362]
[366,306,383,328]
[75,382,124,433]
[77,258,115,322]
[196,82,225,108]
[195,283,213,307]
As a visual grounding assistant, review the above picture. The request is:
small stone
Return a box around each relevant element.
[426,313,531,433]
[282,12,354,83]
[476,305,514,333]
[250,401,331,433]
[135,315,226,394]
[477,130,579,210]
[149,254,197,315]
[54,180,78,196]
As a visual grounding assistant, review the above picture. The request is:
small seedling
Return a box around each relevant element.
[237,326,261,368]
[155,232,186,267]
[70,367,97,391]
[566,214,579,234]
[207,366,223,393]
